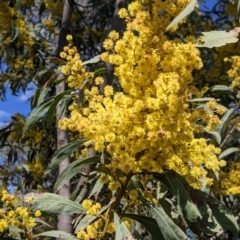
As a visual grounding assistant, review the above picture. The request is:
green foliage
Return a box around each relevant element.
[27,192,85,215]
[33,230,78,240]
[2,0,240,240]
[44,139,87,174]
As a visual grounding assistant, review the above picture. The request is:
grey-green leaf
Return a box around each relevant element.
[166,0,196,31]
[189,97,215,102]
[216,108,235,137]
[150,205,189,240]
[28,193,85,215]
[218,147,240,160]
[83,55,100,65]
[114,212,135,240]
[211,85,232,92]
[204,129,221,145]
[196,28,240,48]
[33,230,78,240]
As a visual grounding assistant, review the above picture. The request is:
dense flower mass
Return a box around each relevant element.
[59,0,224,189]
[0,189,40,238]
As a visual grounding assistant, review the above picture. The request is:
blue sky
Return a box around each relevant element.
[0,0,224,128]
[0,86,34,128]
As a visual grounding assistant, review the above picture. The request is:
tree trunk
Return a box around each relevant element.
[55,0,74,234]
[104,0,128,87]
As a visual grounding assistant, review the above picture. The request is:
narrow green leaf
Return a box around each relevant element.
[152,173,173,192]
[196,28,240,48]
[211,85,232,92]
[23,97,54,136]
[33,230,78,240]
[150,205,188,240]
[32,88,50,108]
[216,108,235,137]
[197,191,239,238]
[120,213,163,240]
[218,147,240,160]
[54,156,100,192]
[238,0,240,23]
[58,98,69,120]
[114,212,135,240]
[27,193,85,215]
[165,171,202,222]
[89,177,104,198]
[46,90,72,127]
[166,0,196,31]
[54,76,66,85]
[82,55,100,65]
[189,97,215,102]
[94,68,107,76]
[11,26,19,42]
[44,140,87,175]
[204,129,221,145]
[49,57,67,65]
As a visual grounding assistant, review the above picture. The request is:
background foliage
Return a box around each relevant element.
[1,0,240,239]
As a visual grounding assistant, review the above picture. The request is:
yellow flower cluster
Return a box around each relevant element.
[82,199,101,215]
[225,56,240,87]
[59,37,94,89]
[26,155,45,180]
[76,220,115,240]
[0,189,40,237]
[77,199,118,239]
[43,0,63,16]
[59,0,224,188]
[220,162,240,195]
[43,19,55,32]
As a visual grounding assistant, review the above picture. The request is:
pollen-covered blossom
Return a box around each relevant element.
[0,189,37,235]
[225,56,240,87]
[59,0,223,188]
[59,38,94,89]
[220,162,240,195]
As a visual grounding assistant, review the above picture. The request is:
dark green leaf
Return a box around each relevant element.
[23,97,54,136]
[94,68,107,76]
[165,171,202,223]
[58,98,69,120]
[44,140,87,175]
[46,90,72,127]
[120,213,163,240]
[197,191,239,238]
[32,88,50,108]
[54,156,100,192]
[49,57,67,65]
[150,205,188,240]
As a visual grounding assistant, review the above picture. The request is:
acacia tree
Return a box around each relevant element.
[2,0,240,239]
